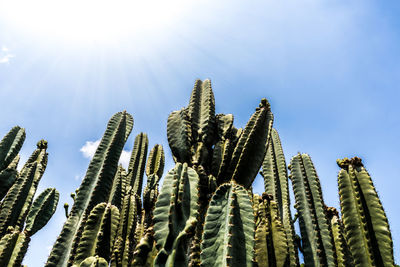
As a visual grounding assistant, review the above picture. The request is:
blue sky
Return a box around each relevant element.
[0,0,399,265]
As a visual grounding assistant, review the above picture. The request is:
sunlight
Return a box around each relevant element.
[1,0,190,44]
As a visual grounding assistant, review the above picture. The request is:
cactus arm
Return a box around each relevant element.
[290,154,335,267]
[200,182,255,267]
[153,163,199,266]
[146,144,165,179]
[126,133,149,196]
[167,108,192,163]
[108,165,126,209]
[25,188,59,235]
[74,203,120,265]
[326,207,353,267]
[0,126,25,171]
[338,158,395,266]
[46,111,133,267]
[0,162,41,236]
[111,187,141,266]
[215,114,234,140]
[262,128,299,266]
[188,79,216,146]
[0,229,30,267]
[211,115,237,182]
[227,99,273,188]
[78,256,108,267]
[255,196,289,267]
[0,168,18,200]
[20,139,48,174]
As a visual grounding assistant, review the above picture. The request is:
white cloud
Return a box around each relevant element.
[80,140,100,158]
[119,150,130,169]
[80,139,131,169]
[0,46,14,64]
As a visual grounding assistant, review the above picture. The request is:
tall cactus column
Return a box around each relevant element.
[337,157,395,267]
[46,111,133,267]
[289,153,335,267]
[262,128,298,266]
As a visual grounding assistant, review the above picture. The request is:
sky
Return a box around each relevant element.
[0,0,399,265]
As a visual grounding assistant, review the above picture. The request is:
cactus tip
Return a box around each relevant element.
[37,139,48,149]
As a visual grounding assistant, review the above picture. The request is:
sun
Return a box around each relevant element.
[0,0,190,45]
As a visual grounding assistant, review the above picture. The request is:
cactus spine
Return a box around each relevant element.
[337,157,395,266]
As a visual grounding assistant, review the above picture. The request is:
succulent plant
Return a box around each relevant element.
[42,79,396,267]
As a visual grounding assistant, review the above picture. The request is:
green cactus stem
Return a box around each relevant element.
[74,203,120,265]
[78,256,108,267]
[108,165,127,210]
[46,111,133,267]
[0,228,30,267]
[262,128,298,266]
[0,161,44,237]
[290,153,335,267]
[0,126,25,171]
[25,188,59,236]
[254,193,289,267]
[111,186,141,267]
[153,162,199,266]
[325,207,353,267]
[167,108,193,164]
[226,98,273,188]
[200,182,255,267]
[337,157,395,266]
[126,133,148,196]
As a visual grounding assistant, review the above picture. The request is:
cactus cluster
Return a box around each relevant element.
[0,127,59,266]
[1,79,396,266]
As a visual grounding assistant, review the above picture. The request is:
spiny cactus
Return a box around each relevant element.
[254,193,289,267]
[200,182,255,267]
[74,203,120,265]
[289,153,335,267]
[0,126,25,200]
[46,111,133,267]
[325,207,353,267]
[0,127,58,266]
[337,157,395,266]
[40,79,396,267]
[262,128,298,266]
[153,162,199,266]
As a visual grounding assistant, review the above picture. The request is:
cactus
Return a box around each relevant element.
[226,98,273,189]
[337,157,395,266]
[46,111,133,267]
[0,140,48,237]
[153,162,199,266]
[262,128,299,266]
[0,126,25,171]
[200,182,255,267]
[254,193,289,267]
[25,188,59,235]
[74,203,120,265]
[126,133,148,196]
[289,153,335,267]
[30,79,395,267]
[325,207,353,267]
[79,256,108,267]
[0,126,25,200]
[0,128,58,266]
